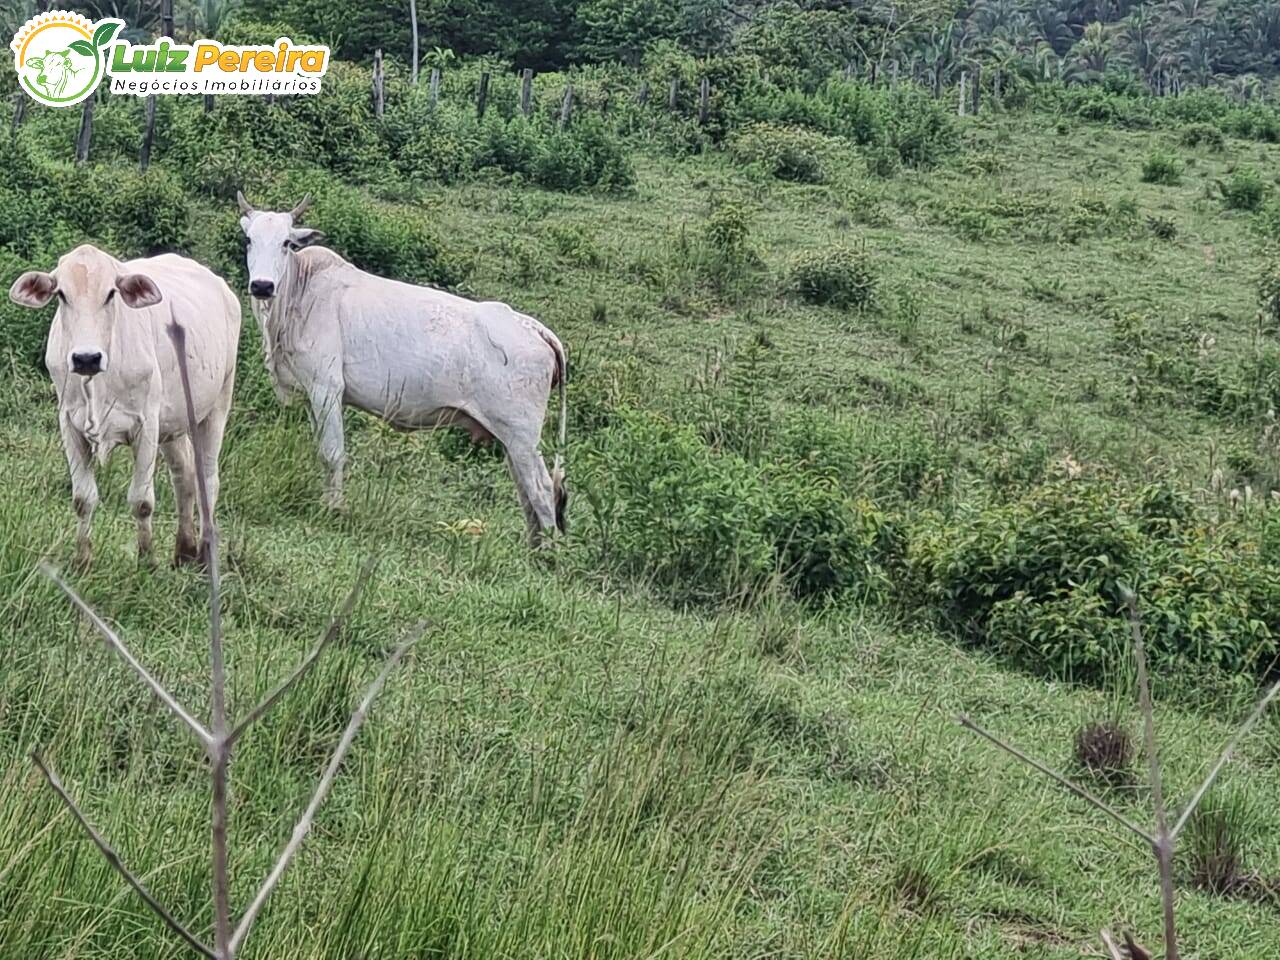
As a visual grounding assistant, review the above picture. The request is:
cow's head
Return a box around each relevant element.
[28,50,78,97]
[8,245,162,378]
[237,192,324,300]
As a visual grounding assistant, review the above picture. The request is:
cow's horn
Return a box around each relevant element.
[290,193,313,221]
[236,190,254,215]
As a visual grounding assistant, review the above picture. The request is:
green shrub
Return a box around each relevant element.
[1141,149,1182,186]
[883,85,956,168]
[579,411,776,604]
[1221,167,1267,212]
[909,477,1280,679]
[789,245,877,309]
[765,474,903,602]
[1180,122,1225,150]
[580,409,906,605]
[728,123,833,183]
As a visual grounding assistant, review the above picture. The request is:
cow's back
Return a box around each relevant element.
[123,254,241,434]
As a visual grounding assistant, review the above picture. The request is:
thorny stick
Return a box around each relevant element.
[38,562,212,745]
[1171,676,1280,840]
[32,752,216,960]
[227,557,379,745]
[956,715,1156,846]
[168,322,232,957]
[1124,592,1179,960]
[229,623,424,955]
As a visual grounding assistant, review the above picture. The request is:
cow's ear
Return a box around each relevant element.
[27,57,44,69]
[116,273,163,309]
[9,271,57,308]
[289,228,324,249]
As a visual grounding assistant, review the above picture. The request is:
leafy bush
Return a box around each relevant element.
[1148,214,1178,240]
[882,85,956,168]
[788,245,877,309]
[1180,122,1225,150]
[727,122,834,183]
[1221,167,1267,212]
[580,409,904,604]
[1141,149,1182,186]
[909,477,1280,679]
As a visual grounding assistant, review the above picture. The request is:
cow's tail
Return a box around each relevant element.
[541,328,569,535]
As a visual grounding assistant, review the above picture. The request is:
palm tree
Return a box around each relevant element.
[190,0,240,39]
[1074,20,1114,79]
[1031,2,1074,54]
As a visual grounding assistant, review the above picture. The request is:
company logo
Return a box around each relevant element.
[11,11,330,106]
[11,12,121,106]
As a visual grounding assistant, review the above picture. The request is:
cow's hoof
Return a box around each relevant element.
[173,538,199,567]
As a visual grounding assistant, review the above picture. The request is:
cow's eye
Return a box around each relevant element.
[285,241,297,251]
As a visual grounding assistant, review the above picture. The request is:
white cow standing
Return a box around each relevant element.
[9,245,241,567]
[236,194,568,544]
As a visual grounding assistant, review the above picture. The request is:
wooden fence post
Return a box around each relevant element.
[11,93,27,138]
[868,61,878,85]
[409,0,419,85]
[428,67,440,111]
[372,49,385,118]
[844,62,855,81]
[476,70,489,118]
[559,83,573,130]
[140,96,157,173]
[971,62,982,115]
[667,77,679,111]
[890,60,899,88]
[637,80,650,105]
[958,70,968,116]
[76,96,93,164]
[161,0,173,38]
[698,77,709,125]
[993,71,1003,106]
[520,68,533,117]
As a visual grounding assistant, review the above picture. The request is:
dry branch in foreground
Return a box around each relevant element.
[30,322,419,959]
[960,589,1280,960]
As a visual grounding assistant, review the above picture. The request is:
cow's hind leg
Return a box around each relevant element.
[161,437,199,565]
[128,421,160,562]
[60,418,97,569]
[193,374,234,562]
[505,442,558,548]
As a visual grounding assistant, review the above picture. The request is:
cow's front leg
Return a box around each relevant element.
[307,383,346,510]
[61,418,98,569]
[128,421,160,562]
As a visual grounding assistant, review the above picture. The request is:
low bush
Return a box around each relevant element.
[1141,149,1182,186]
[1221,167,1267,212]
[1180,122,1225,150]
[908,477,1280,679]
[580,410,904,605]
[727,122,834,183]
[788,245,877,309]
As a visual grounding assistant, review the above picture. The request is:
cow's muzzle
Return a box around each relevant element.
[70,351,104,377]
[249,280,276,299]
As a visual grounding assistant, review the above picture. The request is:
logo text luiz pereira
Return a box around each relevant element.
[11,11,330,107]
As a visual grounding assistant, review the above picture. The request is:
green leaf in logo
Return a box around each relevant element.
[68,40,95,57]
[91,22,122,50]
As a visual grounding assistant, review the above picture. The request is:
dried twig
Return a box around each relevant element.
[1124,592,1178,960]
[955,715,1155,845]
[227,557,379,745]
[1100,928,1124,960]
[169,322,234,956]
[38,562,212,745]
[31,323,413,960]
[229,623,424,955]
[32,752,216,960]
[1171,676,1280,840]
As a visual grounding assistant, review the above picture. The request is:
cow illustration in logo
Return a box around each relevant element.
[10,12,122,107]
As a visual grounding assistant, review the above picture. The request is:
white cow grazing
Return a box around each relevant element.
[236,193,568,544]
[9,245,241,567]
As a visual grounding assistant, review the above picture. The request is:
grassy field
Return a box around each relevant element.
[4,103,1280,959]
